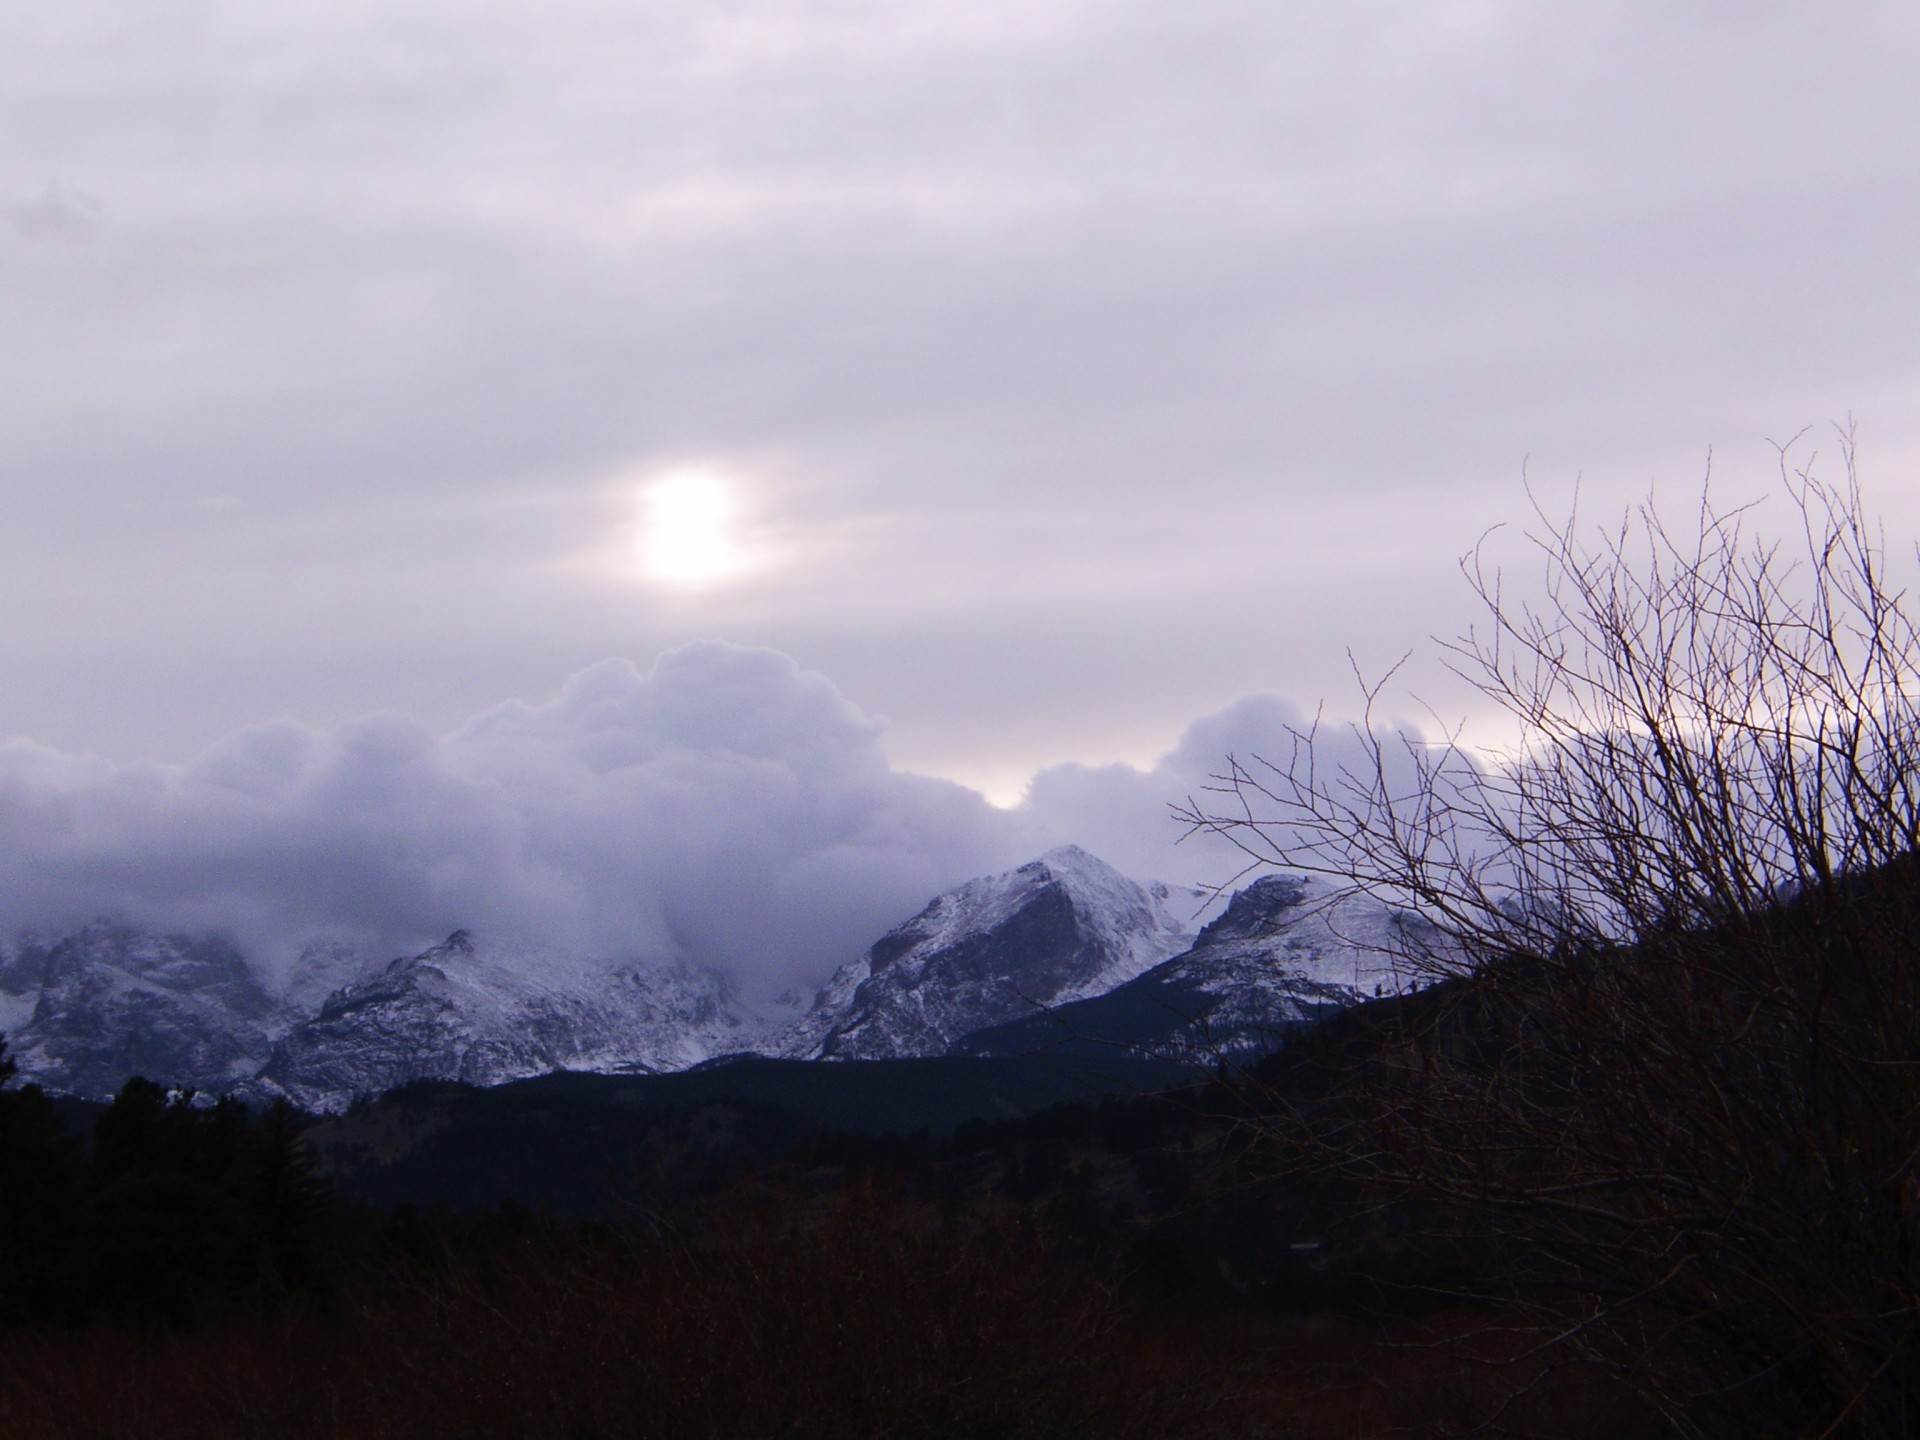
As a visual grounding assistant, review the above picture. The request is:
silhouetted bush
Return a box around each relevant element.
[1188,440,1920,1437]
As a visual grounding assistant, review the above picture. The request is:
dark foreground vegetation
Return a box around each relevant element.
[0,1036,1658,1440]
[1185,448,1920,1437]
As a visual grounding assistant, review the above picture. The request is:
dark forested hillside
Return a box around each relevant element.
[0,1009,1677,1439]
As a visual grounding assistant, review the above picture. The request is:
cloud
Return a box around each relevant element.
[0,2,1898,996]
[2,1,1917,788]
[1,181,103,242]
[1017,695,1313,892]
[1013,691,1464,900]
[0,631,1510,1015]
[0,645,1051,999]
[0,642,1399,998]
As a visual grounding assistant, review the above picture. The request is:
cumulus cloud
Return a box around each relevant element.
[1,181,103,242]
[0,641,1453,999]
[1017,695,1313,892]
[1014,691,1462,904]
[0,645,1049,1000]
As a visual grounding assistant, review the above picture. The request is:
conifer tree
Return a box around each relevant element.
[0,1034,85,1323]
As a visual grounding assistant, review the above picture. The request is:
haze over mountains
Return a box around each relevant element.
[0,845,1433,1110]
[0,644,1375,1005]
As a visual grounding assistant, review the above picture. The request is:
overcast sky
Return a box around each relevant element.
[3,2,1917,980]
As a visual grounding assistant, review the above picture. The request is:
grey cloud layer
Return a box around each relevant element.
[2,1,1916,789]
[0,645,1313,994]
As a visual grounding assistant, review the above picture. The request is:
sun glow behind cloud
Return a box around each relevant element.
[639,467,746,586]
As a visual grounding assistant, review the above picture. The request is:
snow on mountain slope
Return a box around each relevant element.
[955,873,1449,1062]
[258,930,754,1110]
[279,938,386,1024]
[2,926,280,1098]
[773,845,1208,1061]
[0,857,1435,1106]
[0,917,756,1109]
[0,939,47,1037]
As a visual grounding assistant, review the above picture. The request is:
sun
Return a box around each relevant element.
[639,467,743,586]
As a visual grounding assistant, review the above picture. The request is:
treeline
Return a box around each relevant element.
[0,1041,335,1329]
[292,1056,1489,1320]
[793,1064,1495,1318]
[0,1043,1643,1438]
[0,1029,1667,1439]
[0,1033,1372,1339]
[0,1031,1502,1339]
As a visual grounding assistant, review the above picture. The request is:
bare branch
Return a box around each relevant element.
[1193,438,1920,1437]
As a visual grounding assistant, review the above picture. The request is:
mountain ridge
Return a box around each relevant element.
[955,873,1438,1061]
[0,849,1423,1109]
[770,844,1206,1061]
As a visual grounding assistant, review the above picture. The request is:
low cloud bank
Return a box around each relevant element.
[0,645,1378,999]
[1020,694,1317,891]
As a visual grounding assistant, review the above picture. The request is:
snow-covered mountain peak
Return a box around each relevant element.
[955,871,1453,1064]
[278,937,381,1021]
[0,860,1438,1106]
[261,929,754,1110]
[873,845,1197,988]
[380,930,478,991]
[774,848,1207,1061]
[2,925,278,1099]
[1194,873,1317,945]
[431,929,475,961]
[1175,873,1441,997]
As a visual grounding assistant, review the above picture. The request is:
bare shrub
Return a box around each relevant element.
[1181,431,1920,1438]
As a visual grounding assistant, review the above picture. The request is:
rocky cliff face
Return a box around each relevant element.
[955,873,1447,1061]
[0,924,752,1110]
[258,931,752,1110]
[0,854,1440,1106]
[1,926,279,1097]
[774,846,1206,1061]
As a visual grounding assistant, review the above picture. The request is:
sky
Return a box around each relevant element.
[3,2,1918,990]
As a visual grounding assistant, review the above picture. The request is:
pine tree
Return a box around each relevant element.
[0,1033,85,1323]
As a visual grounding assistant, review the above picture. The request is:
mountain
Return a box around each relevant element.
[0,923,752,1109]
[0,851,1419,1108]
[257,931,753,1110]
[280,938,386,1022]
[772,845,1207,1061]
[955,873,1443,1062]
[0,925,281,1098]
